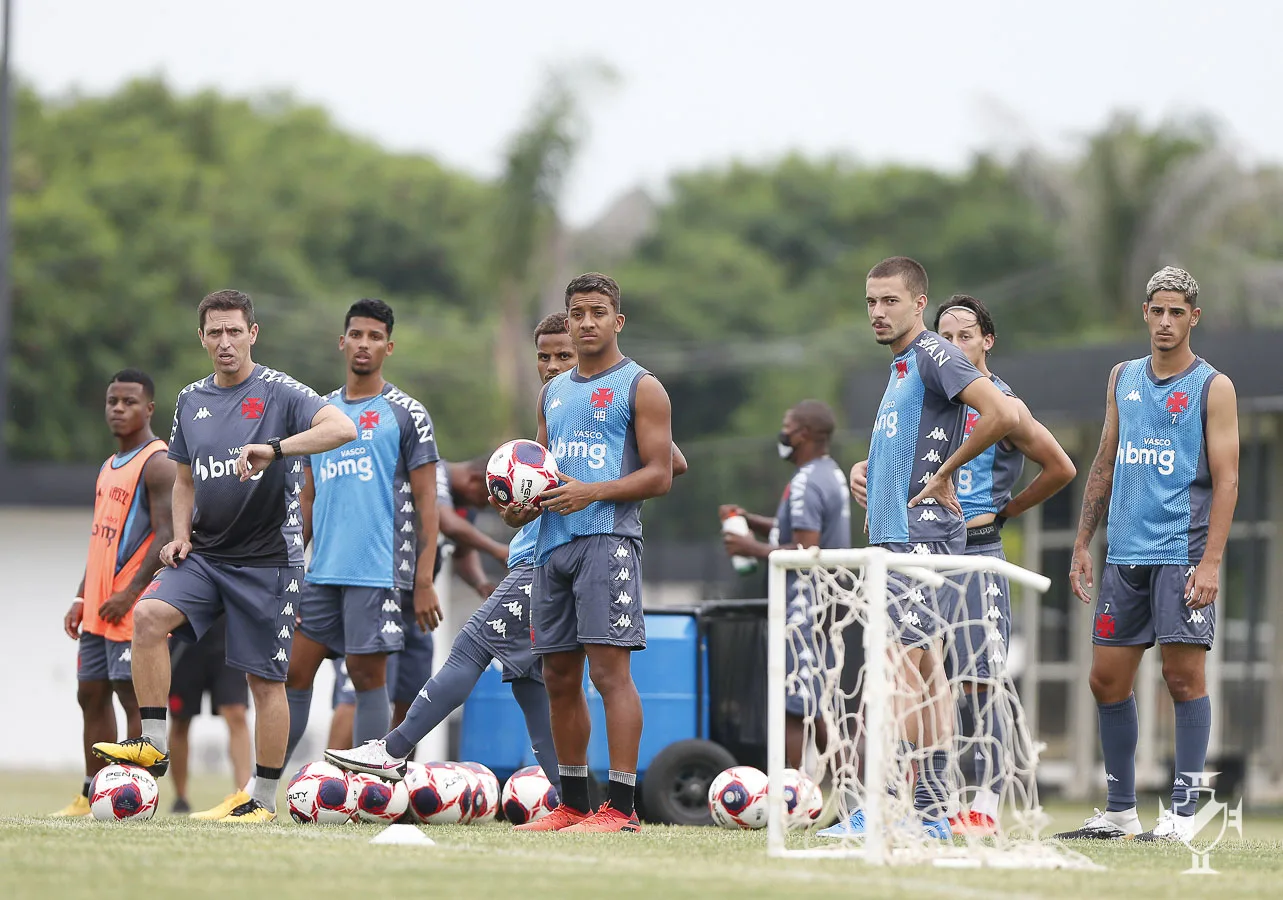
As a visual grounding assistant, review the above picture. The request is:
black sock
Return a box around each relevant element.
[82,777,92,798]
[607,770,636,816]
[558,766,590,813]
[140,707,168,753]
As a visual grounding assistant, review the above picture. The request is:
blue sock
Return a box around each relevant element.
[1173,696,1211,816]
[385,640,489,760]
[353,684,391,746]
[1098,696,1138,812]
[284,687,312,768]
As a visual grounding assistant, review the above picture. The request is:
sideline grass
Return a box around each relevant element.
[2,772,1279,900]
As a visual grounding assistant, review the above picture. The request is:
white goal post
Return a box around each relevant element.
[765,547,1099,870]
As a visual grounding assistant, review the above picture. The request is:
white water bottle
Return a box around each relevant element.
[720,510,759,575]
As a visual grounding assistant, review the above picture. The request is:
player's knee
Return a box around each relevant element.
[1161,663,1203,702]
[132,599,174,643]
[541,659,580,696]
[1088,667,1128,703]
[77,681,111,711]
[345,655,387,693]
[586,662,634,699]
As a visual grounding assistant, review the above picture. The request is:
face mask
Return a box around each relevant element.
[777,430,795,460]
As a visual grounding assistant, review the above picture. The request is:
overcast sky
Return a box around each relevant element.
[11,0,1283,224]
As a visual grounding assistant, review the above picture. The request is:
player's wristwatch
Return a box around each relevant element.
[268,437,283,461]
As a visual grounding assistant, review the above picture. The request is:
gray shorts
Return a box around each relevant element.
[461,565,541,682]
[532,535,645,654]
[142,552,303,682]
[1095,563,1214,649]
[327,592,435,706]
[78,633,132,683]
[879,541,960,648]
[298,582,405,657]
[954,541,1011,681]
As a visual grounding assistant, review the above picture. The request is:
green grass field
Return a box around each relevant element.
[2,772,1280,900]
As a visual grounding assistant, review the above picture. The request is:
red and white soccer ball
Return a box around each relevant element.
[89,764,159,822]
[349,772,410,824]
[708,766,770,830]
[486,439,560,508]
[782,768,823,829]
[287,761,359,824]
[456,761,501,822]
[439,763,482,823]
[404,762,473,825]
[501,765,558,825]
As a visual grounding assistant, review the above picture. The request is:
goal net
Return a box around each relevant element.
[765,547,1097,870]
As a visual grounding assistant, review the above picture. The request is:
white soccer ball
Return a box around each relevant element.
[89,764,159,822]
[486,439,559,508]
[350,772,410,824]
[782,768,823,829]
[457,761,501,822]
[287,761,359,824]
[708,766,770,830]
[501,765,558,825]
[438,763,482,823]
[404,762,473,825]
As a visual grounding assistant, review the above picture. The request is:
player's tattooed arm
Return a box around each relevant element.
[998,399,1076,520]
[1186,374,1240,609]
[1069,363,1123,603]
[160,464,195,567]
[102,453,177,624]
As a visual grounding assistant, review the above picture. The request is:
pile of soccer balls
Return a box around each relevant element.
[287,761,558,826]
[707,765,822,830]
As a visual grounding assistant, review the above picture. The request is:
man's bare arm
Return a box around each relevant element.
[1074,364,1124,548]
[999,400,1077,520]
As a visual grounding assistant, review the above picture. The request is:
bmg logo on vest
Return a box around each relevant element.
[316,447,375,483]
[1116,438,1176,476]
[195,449,264,482]
[550,432,608,469]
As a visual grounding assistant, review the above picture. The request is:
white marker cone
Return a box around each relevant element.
[370,823,436,846]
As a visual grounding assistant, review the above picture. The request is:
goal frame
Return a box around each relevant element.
[765,546,1051,864]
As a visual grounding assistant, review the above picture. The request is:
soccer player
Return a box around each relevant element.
[283,298,441,767]
[503,272,675,834]
[325,311,580,786]
[92,289,357,823]
[718,400,851,769]
[327,311,688,791]
[819,257,1018,840]
[166,619,252,817]
[851,294,1076,834]
[53,369,175,817]
[1056,267,1238,841]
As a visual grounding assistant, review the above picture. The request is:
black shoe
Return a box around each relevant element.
[171,797,192,815]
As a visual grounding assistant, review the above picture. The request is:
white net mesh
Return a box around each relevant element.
[766,547,1098,870]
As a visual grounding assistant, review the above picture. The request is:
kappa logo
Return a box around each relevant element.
[400,540,413,553]
[487,618,508,638]
[918,509,939,522]
[280,602,294,617]
[401,521,414,533]
[986,626,1003,643]
[193,407,212,420]
[991,650,1005,666]
[503,600,523,618]
[286,579,300,593]
[118,648,131,663]
[1107,773,1120,782]
[615,591,633,606]
[922,449,942,463]
[1189,609,1207,625]
[381,620,403,635]
[399,482,412,494]
[614,545,629,559]
[293,534,303,546]
[287,515,299,527]
[903,611,922,627]
[277,625,291,640]
[399,559,412,573]
[548,398,562,411]
[985,583,1003,598]
[400,501,414,513]
[417,688,432,701]
[241,397,265,419]
[1186,566,1197,578]
[273,648,288,662]
[919,473,933,485]
[911,544,931,555]
[1124,390,1142,402]
[288,500,300,511]
[519,583,532,597]
[928,427,948,441]
[615,568,630,582]
[613,614,632,629]
[1175,777,1189,787]
[382,597,400,613]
